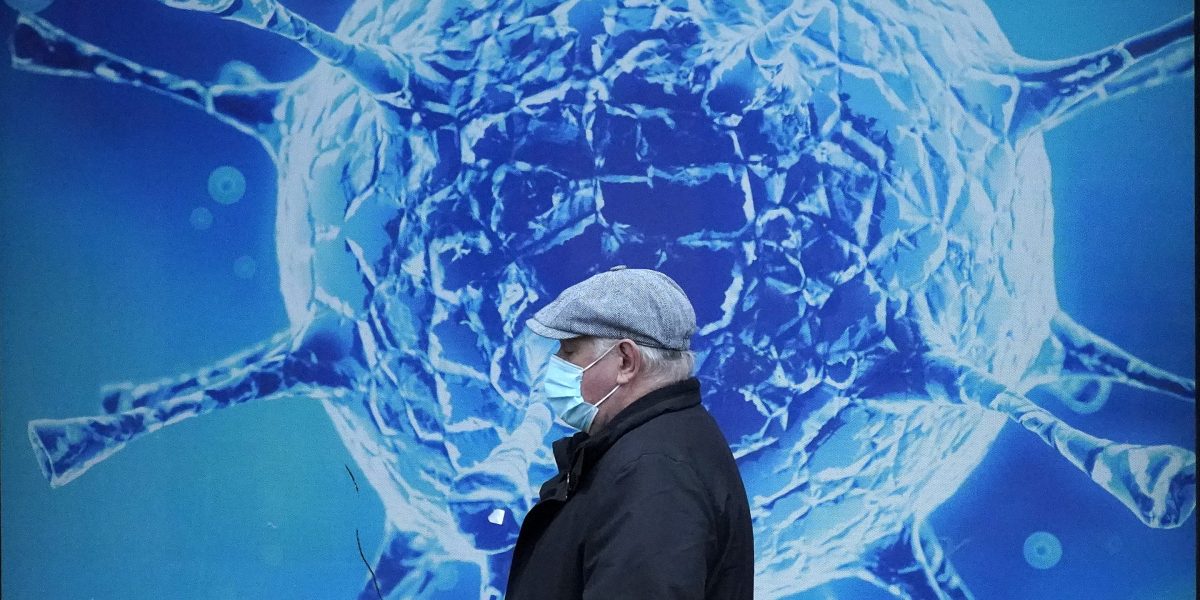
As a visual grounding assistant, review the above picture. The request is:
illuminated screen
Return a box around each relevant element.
[1,1,1194,598]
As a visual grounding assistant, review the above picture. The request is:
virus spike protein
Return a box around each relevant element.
[9,14,283,150]
[1041,311,1196,401]
[926,354,1196,529]
[25,330,343,487]
[152,0,452,113]
[861,521,975,600]
[909,522,973,600]
[1007,12,1195,138]
[99,331,295,414]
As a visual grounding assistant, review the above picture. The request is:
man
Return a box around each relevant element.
[506,266,754,599]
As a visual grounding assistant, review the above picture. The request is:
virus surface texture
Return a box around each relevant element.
[12,1,1195,598]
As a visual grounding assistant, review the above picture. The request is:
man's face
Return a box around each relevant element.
[556,337,621,406]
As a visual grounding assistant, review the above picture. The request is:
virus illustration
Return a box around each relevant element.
[11,0,1195,598]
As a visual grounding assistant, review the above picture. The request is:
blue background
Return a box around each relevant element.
[0,1,1193,598]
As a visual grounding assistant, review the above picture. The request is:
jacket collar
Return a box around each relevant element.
[540,377,701,502]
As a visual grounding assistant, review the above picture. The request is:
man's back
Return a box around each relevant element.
[506,379,754,599]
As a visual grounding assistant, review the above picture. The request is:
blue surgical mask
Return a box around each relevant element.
[540,344,620,433]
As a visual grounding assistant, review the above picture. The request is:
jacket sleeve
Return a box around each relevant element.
[582,452,715,599]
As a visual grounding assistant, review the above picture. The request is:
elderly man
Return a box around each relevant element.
[506,266,754,599]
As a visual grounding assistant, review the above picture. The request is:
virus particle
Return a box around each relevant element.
[208,165,247,204]
[1023,531,1063,570]
[12,1,1195,598]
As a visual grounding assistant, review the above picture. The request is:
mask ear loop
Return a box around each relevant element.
[585,343,623,417]
[581,342,620,371]
[585,383,621,434]
[593,383,620,408]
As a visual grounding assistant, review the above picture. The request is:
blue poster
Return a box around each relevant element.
[1,0,1193,598]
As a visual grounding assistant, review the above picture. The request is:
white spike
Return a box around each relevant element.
[1007,12,1194,138]
[1044,311,1195,401]
[153,0,452,112]
[925,354,1195,528]
[26,329,348,487]
[10,14,283,151]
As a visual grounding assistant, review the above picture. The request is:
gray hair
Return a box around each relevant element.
[588,337,695,385]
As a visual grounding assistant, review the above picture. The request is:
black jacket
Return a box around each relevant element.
[506,378,754,599]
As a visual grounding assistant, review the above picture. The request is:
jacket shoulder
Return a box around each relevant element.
[597,404,734,479]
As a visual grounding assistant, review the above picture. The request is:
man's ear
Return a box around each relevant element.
[615,339,641,384]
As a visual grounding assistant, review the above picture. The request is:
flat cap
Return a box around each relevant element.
[527,266,697,350]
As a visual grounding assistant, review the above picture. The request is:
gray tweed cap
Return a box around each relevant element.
[527,266,697,351]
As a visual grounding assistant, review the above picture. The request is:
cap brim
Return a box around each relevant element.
[526,317,581,340]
